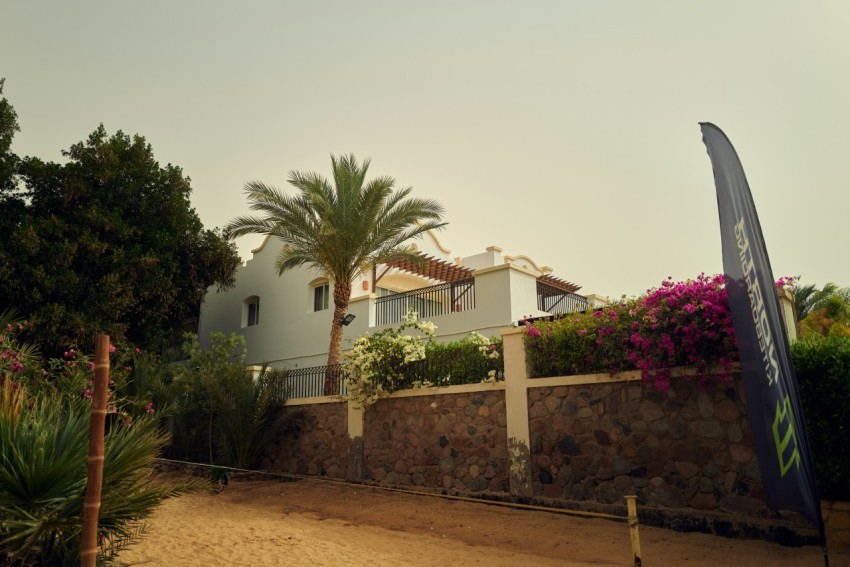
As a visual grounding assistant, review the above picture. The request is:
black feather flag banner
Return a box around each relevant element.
[700,123,823,537]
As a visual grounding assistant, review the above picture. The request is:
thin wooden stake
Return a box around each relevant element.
[625,495,642,567]
[80,334,110,567]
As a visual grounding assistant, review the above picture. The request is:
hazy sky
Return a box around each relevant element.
[4,2,849,298]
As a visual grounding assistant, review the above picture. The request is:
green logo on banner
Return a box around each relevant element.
[772,395,801,477]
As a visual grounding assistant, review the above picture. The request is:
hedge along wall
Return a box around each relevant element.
[362,389,509,492]
[528,374,767,518]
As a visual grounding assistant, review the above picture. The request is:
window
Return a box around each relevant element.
[313,283,329,312]
[243,296,260,327]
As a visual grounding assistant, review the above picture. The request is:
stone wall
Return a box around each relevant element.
[271,401,349,478]
[528,375,769,519]
[363,391,509,492]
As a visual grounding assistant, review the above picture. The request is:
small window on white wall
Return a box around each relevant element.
[244,296,260,327]
[313,282,330,312]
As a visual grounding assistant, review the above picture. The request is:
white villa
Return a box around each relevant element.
[198,231,603,371]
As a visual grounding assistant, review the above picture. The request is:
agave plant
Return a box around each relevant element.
[0,383,203,564]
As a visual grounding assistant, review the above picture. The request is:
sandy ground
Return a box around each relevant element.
[117,478,845,567]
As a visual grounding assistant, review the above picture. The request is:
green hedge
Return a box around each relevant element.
[791,335,850,501]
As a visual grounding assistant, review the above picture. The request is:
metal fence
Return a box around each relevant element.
[392,347,504,389]
[281,348,504,400]
[536,281,589,315]
[275,364,347,399]
[375,278,475,325]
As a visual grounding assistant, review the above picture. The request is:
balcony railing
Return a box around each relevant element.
[375,278,475,326]
[537,281,588,315]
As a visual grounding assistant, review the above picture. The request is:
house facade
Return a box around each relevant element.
[198,231,602,370]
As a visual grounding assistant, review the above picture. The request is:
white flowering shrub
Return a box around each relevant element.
[344,309,504,408]
[344,309,436,408]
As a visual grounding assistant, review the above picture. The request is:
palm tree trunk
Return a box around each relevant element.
[80,334,110,567]
[325,280,351,395]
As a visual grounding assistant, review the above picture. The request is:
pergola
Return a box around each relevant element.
[372,253,474,290]
[536,273,582,294]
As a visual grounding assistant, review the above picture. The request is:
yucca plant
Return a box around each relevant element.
[0,383,203,565]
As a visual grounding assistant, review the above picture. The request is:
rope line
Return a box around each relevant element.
[154,457,626,522]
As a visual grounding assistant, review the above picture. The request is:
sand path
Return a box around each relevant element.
[118,478,842,566]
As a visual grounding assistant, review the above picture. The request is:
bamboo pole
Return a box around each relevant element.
[625,495,642,567]
[80,334,110,567]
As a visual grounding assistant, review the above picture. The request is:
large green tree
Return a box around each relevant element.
[0,94,240,354]
[0,79,20,193]
[226,154,446,393]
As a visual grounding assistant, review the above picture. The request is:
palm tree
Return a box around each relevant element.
[795,282,850,322]
[794,282,850,337]
[226,154,446,394]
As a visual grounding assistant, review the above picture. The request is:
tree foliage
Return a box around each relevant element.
[795,282,850,338]
[0,79,19,193]
[0,86,240,354]
[226,154,447,387]
[790,334,850,500]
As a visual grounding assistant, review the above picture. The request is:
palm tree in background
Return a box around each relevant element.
[794,282,850,337]
[794,282,850,320]
[226,154,446,394]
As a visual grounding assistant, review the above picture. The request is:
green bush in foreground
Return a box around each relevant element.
[0,384,201,565]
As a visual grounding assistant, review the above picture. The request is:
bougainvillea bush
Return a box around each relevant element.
[524,274,739,391]
[0,311,155,419]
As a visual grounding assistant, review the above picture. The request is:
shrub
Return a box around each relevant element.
[214,366,304,469]
[161,333,302,468]
[424,331,503,386]
[1,310,156,420]
[0,383,201,565]
[344,310,436,407]
[791,334,850,500]
[524,274,738,391]
[344,310,503,408]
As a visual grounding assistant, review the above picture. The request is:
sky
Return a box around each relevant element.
[3,1,849,299]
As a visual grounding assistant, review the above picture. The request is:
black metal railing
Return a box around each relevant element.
[537,281,588,315]
[392,350,504,389]
[279,347,503,400]
[375,278,475,325]
[275,364,346,399]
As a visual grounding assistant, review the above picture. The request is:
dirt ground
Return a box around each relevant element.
[117,478,845,567]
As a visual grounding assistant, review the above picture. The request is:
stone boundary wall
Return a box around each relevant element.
[274,329,827,543]
[271,400,349,478]
[528,375,767,518]
[363,390,508,492]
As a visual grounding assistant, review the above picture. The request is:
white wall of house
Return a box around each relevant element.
[198,232,583,369]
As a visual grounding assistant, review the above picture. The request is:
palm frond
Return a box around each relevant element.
[225,153,447,363]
